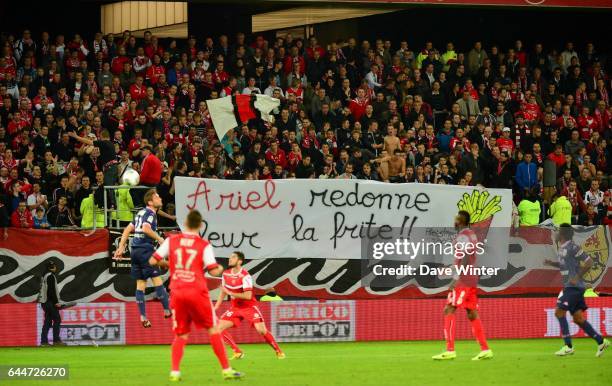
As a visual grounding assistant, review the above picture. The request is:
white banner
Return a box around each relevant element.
[174,178,513,259]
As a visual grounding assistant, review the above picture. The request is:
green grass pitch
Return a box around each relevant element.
[1,339,610,386]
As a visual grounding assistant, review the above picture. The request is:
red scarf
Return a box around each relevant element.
[598,87,609,106]
[497,160,506,175]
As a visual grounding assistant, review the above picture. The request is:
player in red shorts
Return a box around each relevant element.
[432,210,493,361]
[149,210,243,381]
[214,251,285,359]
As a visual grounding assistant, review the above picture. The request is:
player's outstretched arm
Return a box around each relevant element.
[444,256,465,290]
[571,256,593,285]
[208,265,223,277]
[157,209,176,222]
[544,259,561,268]
[149,256,169,269]
[114,223,135,259]
[149,239,170,268]
[142,222,164,244]
[215,287,226,310]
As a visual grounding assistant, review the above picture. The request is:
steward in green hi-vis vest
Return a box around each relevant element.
[518,198,541,226]
[260,290,283,302]
[112,183,135,222]
[80,193,105,228]
[549,195,572,226]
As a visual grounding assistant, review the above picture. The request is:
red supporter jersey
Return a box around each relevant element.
[130,84,146,101]
[146,65,165,84]
[453,227,479,288]
[153,233,219,293]
[349,98,369,121]
[222,268,256,308]
[139,154,162,185]
[497,137,514,154]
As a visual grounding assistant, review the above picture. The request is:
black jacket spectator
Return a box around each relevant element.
[53,139,74,163]
[295,159,316,178]
[0,202,9,230]
[490,158,515,189]
[47,204,75,227]
[459,152,486,185]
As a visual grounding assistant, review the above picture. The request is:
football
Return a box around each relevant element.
[121,168,140,186]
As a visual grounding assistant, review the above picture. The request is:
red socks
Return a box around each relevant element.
[222,331,241,353]
[223,328,281,354]
[263,331,281,353]
[171,336,188,372]
[470,318,489,350]
[210,333,230,370]
[444,314,456,351]
[443,313,489,352]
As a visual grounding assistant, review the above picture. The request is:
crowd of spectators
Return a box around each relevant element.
[0,28,609,230]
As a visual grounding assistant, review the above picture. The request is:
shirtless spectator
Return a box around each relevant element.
[383,124,400,154]
[377,149,406,183]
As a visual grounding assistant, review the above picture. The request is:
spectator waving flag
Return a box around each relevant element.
[207,94,280,139]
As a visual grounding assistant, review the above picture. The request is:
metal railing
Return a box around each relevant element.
[102,185,179,232]
[43,185,179,232]
[102,185,146,230]
[47,186,102,232]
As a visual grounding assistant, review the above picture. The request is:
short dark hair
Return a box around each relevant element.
[457,210,471,225]
[558,223,574,241]
[233,251,245,262]
[186,210,202,229]
[143,188,157,206]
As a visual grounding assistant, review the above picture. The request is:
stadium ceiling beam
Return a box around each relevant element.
[186,0,612,10]
[251,5,399,33]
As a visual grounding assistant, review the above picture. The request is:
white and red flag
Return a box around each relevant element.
[206,94,280,139]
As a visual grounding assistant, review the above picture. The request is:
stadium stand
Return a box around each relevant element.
[0,29,609,228]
